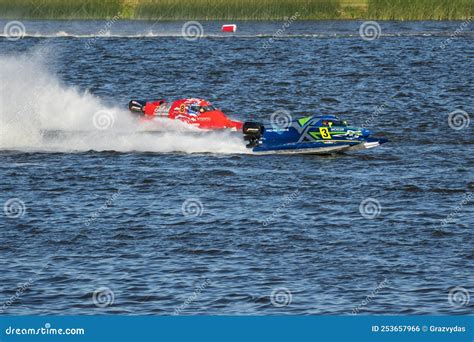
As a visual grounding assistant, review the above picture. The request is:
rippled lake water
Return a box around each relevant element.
[0,20,473,315]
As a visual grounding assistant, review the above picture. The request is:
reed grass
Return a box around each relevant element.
[0,0,471,20]
[133,0,341,20]
[367,0,473,20]
[0,0,123,20]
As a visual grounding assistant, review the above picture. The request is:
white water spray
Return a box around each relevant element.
[0,51,247,153]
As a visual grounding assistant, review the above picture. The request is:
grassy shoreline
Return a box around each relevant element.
[0,0,472,20]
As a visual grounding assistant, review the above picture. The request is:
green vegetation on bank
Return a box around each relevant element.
[0,0,123,20]
[368,0,473,20]
[0,0,472,20]
[134,0,345,20]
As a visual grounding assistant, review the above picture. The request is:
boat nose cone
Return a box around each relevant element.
[361,128,371,137]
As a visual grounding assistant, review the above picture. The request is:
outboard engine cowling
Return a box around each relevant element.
[128,100,147,113]
[243,122,264,148]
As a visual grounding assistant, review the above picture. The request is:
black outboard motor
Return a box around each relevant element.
[128,100,147,113]
[243,122,264,148]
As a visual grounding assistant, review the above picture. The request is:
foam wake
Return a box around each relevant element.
[0,50,247,154]
[1,32,459,39]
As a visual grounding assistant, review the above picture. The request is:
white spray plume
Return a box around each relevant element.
[0,50,247,154]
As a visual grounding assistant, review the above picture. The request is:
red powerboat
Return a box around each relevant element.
[128,98,243,130]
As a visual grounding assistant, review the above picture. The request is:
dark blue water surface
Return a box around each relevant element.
[0,20,473,315]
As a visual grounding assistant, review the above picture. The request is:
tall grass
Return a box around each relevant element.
[0,0,342,20]
[133,0,341,20]
[0,0,123,19]
[367,0,473,20]
[0,0,471,20]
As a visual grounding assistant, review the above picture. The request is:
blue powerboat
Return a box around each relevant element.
[242,115,388,154]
